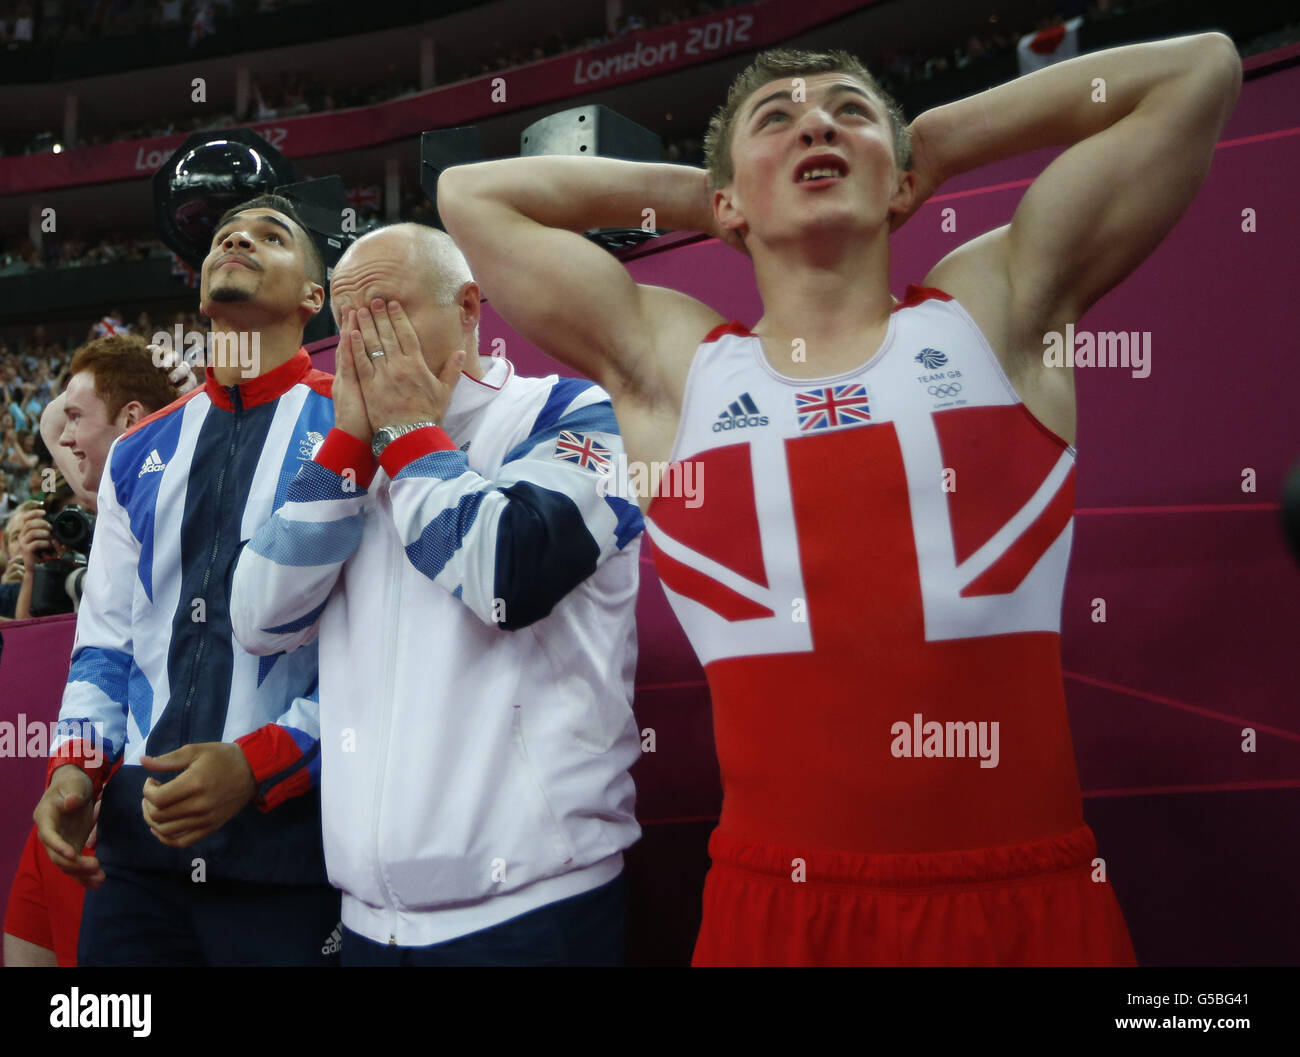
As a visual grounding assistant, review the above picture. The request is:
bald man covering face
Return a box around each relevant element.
[231,223,645,966]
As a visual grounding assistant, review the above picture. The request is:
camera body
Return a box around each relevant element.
[31,503,95,617]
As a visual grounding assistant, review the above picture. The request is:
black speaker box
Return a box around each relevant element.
[519,105,660,161]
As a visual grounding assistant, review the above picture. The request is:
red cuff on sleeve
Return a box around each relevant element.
[379,425,458,478]
[314,427,377,489]
[46,739,108,800]
[235,725,311,812]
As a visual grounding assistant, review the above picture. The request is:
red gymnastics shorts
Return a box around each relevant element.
[692,824,1137,966]
[3,825,86,966]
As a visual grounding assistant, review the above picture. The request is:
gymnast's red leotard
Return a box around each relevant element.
[645,285,1136,965]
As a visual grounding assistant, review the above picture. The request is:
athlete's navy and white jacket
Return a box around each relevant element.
[48,351,335,885]
[230,355,645,945]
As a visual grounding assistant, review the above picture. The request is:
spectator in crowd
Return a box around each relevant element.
[33,361,53,400]
[1,497,37,558]
[0,503,11,573]
[12,2,34,43]
[252,79,278,120]
[21,381,45,425]
[2,425,37,481]
[6,393,28,433]
[4,476,81,622]
[0,499,42,616]
[156,0,182,28]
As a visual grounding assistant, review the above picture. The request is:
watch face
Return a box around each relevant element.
[373,423,433,457]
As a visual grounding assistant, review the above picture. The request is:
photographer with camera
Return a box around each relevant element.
[5,482,88,620]
[0,501,41,618]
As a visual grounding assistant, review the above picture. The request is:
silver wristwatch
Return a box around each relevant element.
[371,420,438,459]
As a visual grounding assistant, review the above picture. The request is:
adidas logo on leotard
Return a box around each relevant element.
[321,923,342,956]
[137,449,165,477]
[713,392,769,432]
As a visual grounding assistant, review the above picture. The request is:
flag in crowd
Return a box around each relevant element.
[1017,16,1083,75]
[92,313,129,338]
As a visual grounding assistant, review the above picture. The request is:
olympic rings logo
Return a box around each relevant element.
[927,383,963,398]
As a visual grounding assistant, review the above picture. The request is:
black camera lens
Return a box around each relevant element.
[50,505,96,554]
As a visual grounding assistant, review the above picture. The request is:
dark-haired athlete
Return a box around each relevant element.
[438,38,1242,965]
[33,196,342,966]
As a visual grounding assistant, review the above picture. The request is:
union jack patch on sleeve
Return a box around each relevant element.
[553,430,611,472]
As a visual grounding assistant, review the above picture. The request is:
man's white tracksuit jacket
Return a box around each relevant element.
[231,356,645,946]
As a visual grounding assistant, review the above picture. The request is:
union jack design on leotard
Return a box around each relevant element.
[645,285,1086,855]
